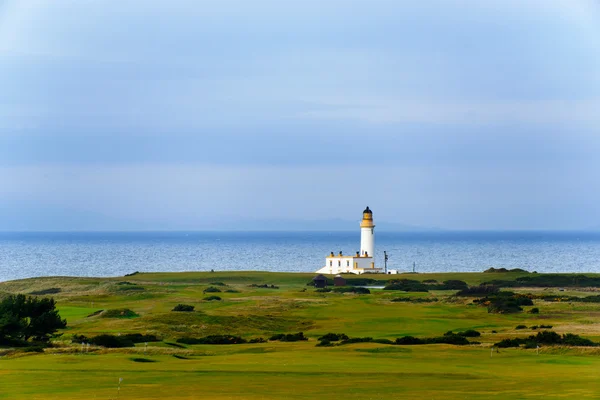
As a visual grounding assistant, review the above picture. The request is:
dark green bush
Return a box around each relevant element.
[203,287,222,293]
[383,279,429,292]
[395,336,424,345]
[101,309,139,318]
[210,282,227,286]
[172,304,195,312]
[318,333,349,342]
[437,280,468,290]
[457,329,481,337]
[456,285,499,296]
[248,337,267,343]
[122,333,159,343]
[332,287,370,294]
[269,332,307,342]
[203,296,221,301]
[529,307,539,314]
[515,325,527,330]
[29,288,61,295]
[315,288,331,293]
[88,334,134,348]
[177,335,246,345]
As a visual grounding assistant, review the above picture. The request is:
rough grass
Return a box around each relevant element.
[2,271,600,399]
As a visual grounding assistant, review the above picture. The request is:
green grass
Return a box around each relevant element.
[2,271,600,399]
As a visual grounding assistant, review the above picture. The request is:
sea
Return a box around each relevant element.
[1,231,600,282]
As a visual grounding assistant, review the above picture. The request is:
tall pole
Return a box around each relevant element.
[384,251,388,274]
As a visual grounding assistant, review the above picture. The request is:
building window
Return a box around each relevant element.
[347,260,350,267]
[329,261,332,266]
[338,261,341,267]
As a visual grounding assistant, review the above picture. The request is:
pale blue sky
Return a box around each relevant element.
[0,0,599,230]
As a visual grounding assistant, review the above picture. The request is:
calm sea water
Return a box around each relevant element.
[1,231,600,282]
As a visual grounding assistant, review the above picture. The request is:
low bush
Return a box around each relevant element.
[529,307,539,314]
[436,280,468,290]
[101,309,139,318]
[318,333,349,342]
[172,304,195,312]
[225,289,240,293]
[29,288,61,295]
[315,288,331,293]
[203,296,222,301]
[269,332,307,342]
[455,285,499,296]
[248,284,279,289]
[395,336,424,345]
[122,333,160,343]
[210,282,227,286]
[248,337,267,343]
[391,297,432,303]
[203,287,222,293]
[515,325,527,330]
[383,279,429,292]
[494,331,598,348]
[177,335,246,345]
[86,334,135,348]
[455,329,481,337]
[332,287,371,294]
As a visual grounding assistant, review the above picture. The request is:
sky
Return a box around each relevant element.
[0,0,599,231]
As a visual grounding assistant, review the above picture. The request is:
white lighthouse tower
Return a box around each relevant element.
[360,206,375,258]
[315,206,381,275]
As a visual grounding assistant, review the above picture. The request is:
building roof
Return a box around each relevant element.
[313,274,328,281]
[363,206,372,214]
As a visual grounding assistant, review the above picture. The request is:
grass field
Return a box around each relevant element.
[2,271,600,399]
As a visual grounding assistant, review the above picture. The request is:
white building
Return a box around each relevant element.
[315,207,382,275]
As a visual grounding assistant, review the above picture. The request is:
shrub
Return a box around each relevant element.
[101,309,139,318]
[122,333,159,343]
[210,282,227,286]
[515,325,527,330]
[456,285,499,296]
[530,325,538,330]
[395,336,424,345]
[269,332,307,342]
[340,337,374,344]
[332,287,370,294]
[437,280,468,290]
[29,288,61,295]
[88,334,134,348]
[248,337,267,343]
[529,307,539,314]
[540,325,553,329]
[248,284,279,289]
[383,279,429,292]
[177,335,246,345]
[457,329,481,337]
[225,289,240,293]
[315,288,331,293]
[316,339,332,347]
[318,333,349,342]
[172,304,195,312]
[203,287,222,293]
[203,296,222,301]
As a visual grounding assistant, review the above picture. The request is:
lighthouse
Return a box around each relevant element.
[360,206,375,257]
[315,206,381,275]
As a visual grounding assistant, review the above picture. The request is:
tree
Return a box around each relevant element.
[0,294,66,345]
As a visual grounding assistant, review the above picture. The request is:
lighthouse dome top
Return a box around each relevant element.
[363,206,372,214]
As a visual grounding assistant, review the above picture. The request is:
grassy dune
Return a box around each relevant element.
[2,271,600,399]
